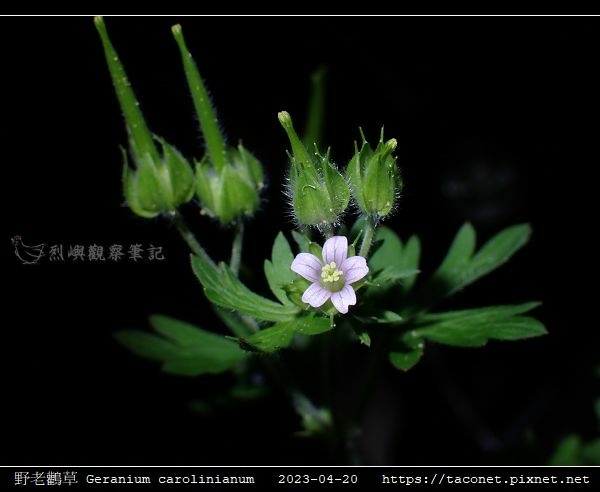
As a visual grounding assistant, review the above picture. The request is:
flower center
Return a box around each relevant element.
[320,261,345,292]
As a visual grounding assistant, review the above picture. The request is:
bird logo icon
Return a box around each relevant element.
[11,235,46,265]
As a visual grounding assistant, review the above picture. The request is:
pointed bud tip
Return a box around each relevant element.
[278,111,292,127]
[385,138,398,151]
[94,16,106,34]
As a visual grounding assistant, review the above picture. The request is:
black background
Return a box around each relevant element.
[4,16,599,465]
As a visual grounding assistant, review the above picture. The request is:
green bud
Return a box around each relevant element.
[195,143,264,224]
[95,17,194,218]
[122,138,195,218]
[278,111,350,229]
[346,128,402,219]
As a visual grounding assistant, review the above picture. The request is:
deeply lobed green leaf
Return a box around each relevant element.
[264,232,296,306]
[115,316,246,376]
[191,254,299,322]
[244,316,332,353]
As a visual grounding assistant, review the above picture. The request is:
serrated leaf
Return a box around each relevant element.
[292,316,332,335]
[460,224,531,292]
[115,316,247,376]
[368,228,421,294]
[373,266,420,285]
[419,302,541,323]
[416,325,488,347]
[410,223,532,313]
[191,254,299,322]
[415,313,546,347]
[244,316,332,353]
[115,330,179,361]
[247,323,295,353]
[264,232,296,305]
[424,223,476,299]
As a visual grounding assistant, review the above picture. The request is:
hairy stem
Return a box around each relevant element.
[358,215,377,257]
[172,212,215,268]
[230,221,244,276]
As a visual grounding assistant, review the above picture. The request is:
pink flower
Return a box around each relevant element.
[291,236,369,314]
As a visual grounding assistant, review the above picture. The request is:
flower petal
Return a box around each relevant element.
[302,282,332,308]
[330,285,357,314]
[341,256,369,284]
[291,253,322,282]
[322,236,348,267]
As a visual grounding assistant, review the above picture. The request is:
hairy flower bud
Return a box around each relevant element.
[346,129,402,219]
[122,138,195,218]
[195,144,264,224]
[278,111,349,230]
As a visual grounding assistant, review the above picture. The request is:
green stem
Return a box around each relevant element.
[303,67,327,150]
[352,335,383,424]
[172,25,227,172]
[321,223,334,240]
[172,212,215,268]
[358,215,377,257]
[230,222,244,276]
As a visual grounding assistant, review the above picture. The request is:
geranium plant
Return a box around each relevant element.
[95,17,547,461]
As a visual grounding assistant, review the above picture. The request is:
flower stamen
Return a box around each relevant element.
[321,262,345,291]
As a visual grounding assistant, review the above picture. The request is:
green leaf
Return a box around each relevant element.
[373,266,420,285]
[358,331,371,347]
[369,227,403,272]
[415,314,546,347]
[264,232,296,305]
[368,228,420,293]
[291,230,310,252]
[115,330,179,361]
[247,323,295,353]
[400,235,421,292]
[355,311,403,325]
[410,223,531,312]
[419,302,541,323]
[548,435,583,466]
[292,316,332,335]
[462,224,532,292]
[115,316,247,376]
[582,439,600,464]
[245,316,332,353]
[191,254,299,322]
[389,349,422,371]
[426,223,476,297]
[293,392,333,436]
[389,331,424,371]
